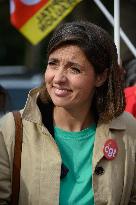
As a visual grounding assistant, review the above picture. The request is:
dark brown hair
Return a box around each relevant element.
[41,21,125,122]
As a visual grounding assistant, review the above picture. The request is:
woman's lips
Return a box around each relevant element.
[53,87,71,97]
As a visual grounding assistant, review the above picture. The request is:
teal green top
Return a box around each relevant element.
[54,124,96,205]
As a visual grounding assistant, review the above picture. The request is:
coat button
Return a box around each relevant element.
[95,166,104,175]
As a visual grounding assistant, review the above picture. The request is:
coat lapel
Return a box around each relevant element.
[92,122,110,173]
[92,115,126,174]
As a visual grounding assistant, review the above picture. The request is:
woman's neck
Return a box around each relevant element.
[53,106,95,132]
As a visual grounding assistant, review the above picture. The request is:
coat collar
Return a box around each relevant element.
[109,114,126,130]
[22,87,54,136]
[22,88,43,125]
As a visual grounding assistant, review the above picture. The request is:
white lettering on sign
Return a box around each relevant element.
[104,145,117,158]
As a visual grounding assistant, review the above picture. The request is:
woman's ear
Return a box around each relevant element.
[95,69,108,87]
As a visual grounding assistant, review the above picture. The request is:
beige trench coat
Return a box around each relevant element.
[0,88,136,205]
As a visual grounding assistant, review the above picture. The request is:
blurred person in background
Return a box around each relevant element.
[0,85,9,117]
[124,58,136,118]
[0,21,136,205]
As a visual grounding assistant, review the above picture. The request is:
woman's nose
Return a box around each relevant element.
[54,70,67,83]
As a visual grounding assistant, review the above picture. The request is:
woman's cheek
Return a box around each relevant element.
[44,70,50,82]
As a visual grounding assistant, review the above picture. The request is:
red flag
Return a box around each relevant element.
[10,0,82,45]
[10,0,48,29]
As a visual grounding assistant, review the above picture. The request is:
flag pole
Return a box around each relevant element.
[93,0,136,58]
[114,0,120,65]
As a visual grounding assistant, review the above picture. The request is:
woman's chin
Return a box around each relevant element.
[52,99,70,108]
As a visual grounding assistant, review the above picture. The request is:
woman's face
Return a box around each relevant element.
[45,45,105,111]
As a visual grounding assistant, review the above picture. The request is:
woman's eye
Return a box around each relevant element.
[70,67,81,74]
[48,61,56,66]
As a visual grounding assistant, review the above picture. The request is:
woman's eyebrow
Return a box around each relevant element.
[48,58,58,62]
[67,61,84,69]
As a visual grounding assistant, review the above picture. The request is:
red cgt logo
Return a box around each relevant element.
[103,139,118,160]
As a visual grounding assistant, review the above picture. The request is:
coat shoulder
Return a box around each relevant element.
[0,112,16,146]
[120,112,136,139]
[121,111,136,126]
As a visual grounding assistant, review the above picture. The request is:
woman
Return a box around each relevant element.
[0,85,9,117]
[0,21,136,205]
